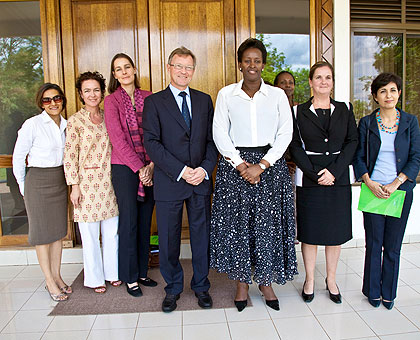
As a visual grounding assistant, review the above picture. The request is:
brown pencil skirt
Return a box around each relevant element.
[24,166,68,246]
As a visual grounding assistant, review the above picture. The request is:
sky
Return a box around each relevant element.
[264,33,310,70]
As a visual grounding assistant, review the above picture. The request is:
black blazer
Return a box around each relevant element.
[289,98,358,187]
[353,109,420,192]
[143,86,218,201]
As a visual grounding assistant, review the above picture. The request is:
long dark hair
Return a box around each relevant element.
[107,53,140,94]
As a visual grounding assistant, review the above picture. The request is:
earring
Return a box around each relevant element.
[262,69,264,71]
[240,68,242,71]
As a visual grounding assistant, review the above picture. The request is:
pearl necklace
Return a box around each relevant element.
[376,109,400,134]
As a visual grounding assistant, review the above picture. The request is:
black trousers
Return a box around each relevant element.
[111,164,155,283]
[362,190,413,301]
[156,192,211,295]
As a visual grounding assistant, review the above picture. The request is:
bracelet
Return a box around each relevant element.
[396,176,404,184]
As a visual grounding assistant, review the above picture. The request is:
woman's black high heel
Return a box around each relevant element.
[234,283,249,312]
[382,299,394,310]
[325,278,342,304]
[301,281,314,303]
[368,298,381,308]
[259,285,280,311]
[234,300,247,312]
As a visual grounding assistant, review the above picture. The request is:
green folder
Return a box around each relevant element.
[358,183,406,218]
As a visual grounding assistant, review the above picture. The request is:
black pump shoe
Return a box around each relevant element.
[234,300,247,312]
[301,281,314,303]
[382,300,394,310]
[368,298,381,308]
[325,278,342,304]
[258,285,280,311]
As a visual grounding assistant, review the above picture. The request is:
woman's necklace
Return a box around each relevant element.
[376,109,400,134]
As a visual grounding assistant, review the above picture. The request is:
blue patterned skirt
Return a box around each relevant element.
[210,150,298,286]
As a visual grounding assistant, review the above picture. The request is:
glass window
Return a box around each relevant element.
[405,35,420,118]
[0,1,43,238]
[352,33,402,120]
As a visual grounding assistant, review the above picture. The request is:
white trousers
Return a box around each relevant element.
[78,216,119,288]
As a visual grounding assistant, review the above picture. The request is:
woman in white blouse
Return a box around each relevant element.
[13,83,71,302]
[210,38,298,312]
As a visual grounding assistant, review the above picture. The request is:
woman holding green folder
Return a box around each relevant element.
[353,73,420,310]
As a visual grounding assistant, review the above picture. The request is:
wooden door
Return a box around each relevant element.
[148,0,253,237]
[51,0,254,240]
[149,0,254,100]
[60,0,151,116]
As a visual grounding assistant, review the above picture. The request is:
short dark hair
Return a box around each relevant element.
[237,38,267,64]
[309,61,335,81]
[168,46,197,67]
[274,71,296,86]
[35,83,66,112]
[108,53,140,94]
[371,72,402,97]
[75,71,106,105]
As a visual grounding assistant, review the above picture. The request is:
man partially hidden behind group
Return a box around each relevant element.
[143,47,218,312]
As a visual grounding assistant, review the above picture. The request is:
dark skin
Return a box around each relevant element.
[236,47,271,185]
[234,47,277,302]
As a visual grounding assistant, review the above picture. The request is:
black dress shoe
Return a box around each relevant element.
[382,300,394,310]
[258,285,280,311]
[325,279,342,304]
[126,283,143,297]
[368,298,381,308]
[301,281,314,303]
[195,291,213,309]
[138,277,158,287]
[162,294,180,312]
[234,300,247,312]
[302,290,314,303]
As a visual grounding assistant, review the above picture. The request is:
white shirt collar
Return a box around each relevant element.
[169,83,190,98]
[309,102,335,116]
[40,110,67,132]
[232,79,268,98]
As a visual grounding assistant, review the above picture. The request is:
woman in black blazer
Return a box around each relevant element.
[353,73,420,310]
[289,61,358,304]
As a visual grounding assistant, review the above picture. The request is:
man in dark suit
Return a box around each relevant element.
[143,46,218,312]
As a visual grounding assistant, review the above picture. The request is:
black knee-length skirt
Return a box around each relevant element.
[210,150,298,286]
[296,185,352,246]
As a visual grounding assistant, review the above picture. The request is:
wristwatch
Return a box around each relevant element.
[396,176,404,184]
[259,163,267,170]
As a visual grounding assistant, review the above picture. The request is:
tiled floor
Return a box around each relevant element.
[1,244,420,340]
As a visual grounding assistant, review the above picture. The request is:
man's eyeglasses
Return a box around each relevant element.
[41,95,64,105]
[169,63,195,72]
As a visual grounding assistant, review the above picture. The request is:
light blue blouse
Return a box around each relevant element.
[370,130,397,185]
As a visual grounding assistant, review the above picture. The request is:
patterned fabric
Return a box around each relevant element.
[64,108,118,222]
[210,150,298,286]
[178,91,191,130]
[118,86,150,200]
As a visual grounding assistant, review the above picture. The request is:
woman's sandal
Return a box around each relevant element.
[45,286,68,302]
[94,286,107,293]
[110,280,122,287]
[59,285,72,294]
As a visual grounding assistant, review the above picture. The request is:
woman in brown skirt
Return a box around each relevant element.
[13,83,71,301]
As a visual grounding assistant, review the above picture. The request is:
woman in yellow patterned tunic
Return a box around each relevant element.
[64,71,120,293]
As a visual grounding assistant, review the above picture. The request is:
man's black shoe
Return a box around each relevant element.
[162,294,180,312]
[195,291,213,309]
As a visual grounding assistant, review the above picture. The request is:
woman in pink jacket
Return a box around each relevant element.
[104,53,156,297]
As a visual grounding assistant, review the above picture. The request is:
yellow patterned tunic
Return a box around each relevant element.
[64,108,118,222]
